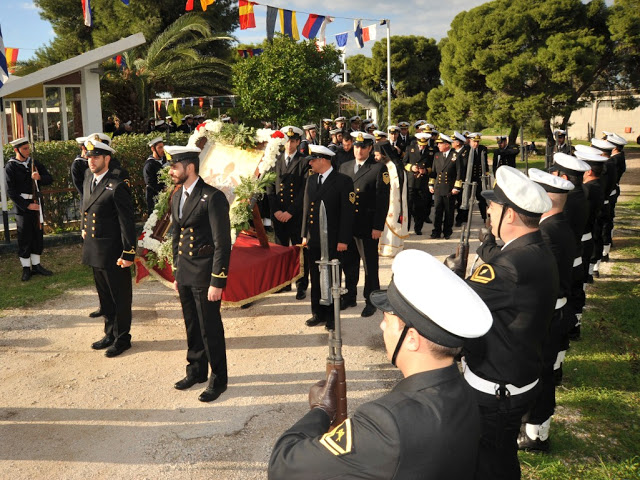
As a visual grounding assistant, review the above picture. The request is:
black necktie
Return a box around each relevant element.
[285,156,291,167]
[318,174,323,185]
[91,178,97,193]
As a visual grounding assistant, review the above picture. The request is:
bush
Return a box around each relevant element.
[3,133,190,231]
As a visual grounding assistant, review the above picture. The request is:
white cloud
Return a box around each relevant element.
[20,2,40,11]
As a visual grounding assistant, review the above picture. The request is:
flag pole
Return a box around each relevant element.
[386,20,391,128]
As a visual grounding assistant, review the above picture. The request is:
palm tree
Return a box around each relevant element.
[103,13,233,125]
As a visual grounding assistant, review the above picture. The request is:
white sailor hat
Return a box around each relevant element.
[453,131,467,143]
[350,115,361,122]
[86,132,112,146]
[414,132,431,144]
[388,125,400,133]
[362,118,373,125]
[329,128,343,135]
[602,132,627,147]
[335,116,346,123]
[528,168,574,193]
[75,136,87,145]
[591,138,615,151]
[463,130,471,138]
[10,137,29,148]
[351,131,375,146]
[164,145,201,164]
[370,250,492,348]
[148,137,164,147]
[413,120,427,129]
[303,124,317,131]
[554,129,567,136]
[373,130,387,139]
[85,138,116,156]
[165,116,172,120]
[435,133,453,144]
[481,166,551,216]
[280,126,304,138]
[398,121,410,128]
[123,120,132,126]
[552,152,591,175]
[154,119,165,127]
[307,144,336,160]
[322,118,333,124]
[367,123,378,131]
[469,132,482,141]
[573,147,607,163]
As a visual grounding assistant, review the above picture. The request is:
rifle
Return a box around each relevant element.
[28,127,44,229]
[460,146,474,210]
[318,201,347,428]
[480,148,492,192]
[457,182,477,276]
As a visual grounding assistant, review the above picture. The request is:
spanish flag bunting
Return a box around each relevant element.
[201,0,215,11]
[5,47,18,74]
[186,0,194,11]
[279,9,299,40]
[239,1,256,30]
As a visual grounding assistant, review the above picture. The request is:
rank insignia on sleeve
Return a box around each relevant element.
[470,264,495,284]
[319,419,352,456]
[349,192,356,204]
[382,172,390,185]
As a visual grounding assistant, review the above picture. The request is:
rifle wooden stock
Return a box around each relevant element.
[326,360,347,429]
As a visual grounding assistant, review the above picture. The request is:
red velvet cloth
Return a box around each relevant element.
[135,233,301,306]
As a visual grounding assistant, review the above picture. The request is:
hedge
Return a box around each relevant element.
[3,133,190,231]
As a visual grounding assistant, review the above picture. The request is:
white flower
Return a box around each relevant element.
[258,136,285,175]
[255,128,275,143]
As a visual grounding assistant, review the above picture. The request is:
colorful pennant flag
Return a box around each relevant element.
[0,27,9,88]
[186,0,194,11]
[302,14,325,40]
[362,24,376,42]
[5,48,18,74]
[239,1,256,30]
[354,20,364,49]
[335,32,348,49]
[266,6,278,42]
[82,0,92,27]
[201,0,215,11]
[238,49,264,58]
[173,99,178,111]
[120,0,129,4]
[318,16,333,44]
[279,9,299,40]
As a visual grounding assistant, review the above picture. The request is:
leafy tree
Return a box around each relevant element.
[232,35,342,127]
[345,54,375,90]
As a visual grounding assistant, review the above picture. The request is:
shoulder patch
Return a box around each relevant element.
[382,172,390,185]
[349,192,356,204]
[319,419,352,456]
[470,264,495,284]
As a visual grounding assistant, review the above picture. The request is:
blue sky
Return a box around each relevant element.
[1,0,489,62]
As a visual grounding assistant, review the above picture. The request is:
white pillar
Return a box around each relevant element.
[80,64,103,135]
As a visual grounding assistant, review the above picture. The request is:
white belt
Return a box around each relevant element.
[573,257,583,267]
[461,358,539,396]
[555,297,567,310]
[581,232,592,241]
[20,193,33,200]
[604,200,610,205]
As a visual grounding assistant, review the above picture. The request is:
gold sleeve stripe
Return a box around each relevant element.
[122,248,136,254]
[212,272,228,278]
[454,180,463,188]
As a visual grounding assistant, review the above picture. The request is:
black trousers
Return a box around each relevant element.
[16,212,44,259]
[272,215,309,291]
[92,266,132,347]
[432,194,455,236]
[456,187,488,224]
[474,388,538,480]
[591,216,604,263]
[407,187,429,232]
[343,236,380,305]
[308,247,338,325]
[602,199,614,246]
[178,284,228,386]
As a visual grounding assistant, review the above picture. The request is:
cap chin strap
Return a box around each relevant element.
[496,203,508,242]
[391,325,410,367]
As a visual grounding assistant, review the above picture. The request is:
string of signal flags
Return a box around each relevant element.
[81,0,388,51]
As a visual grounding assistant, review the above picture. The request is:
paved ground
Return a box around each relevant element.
[0,157,637,479]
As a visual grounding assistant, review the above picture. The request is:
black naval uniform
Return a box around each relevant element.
[492,145,519,174]
[555,142,571,155]
[339,158,390,307]
[465,230,559,480]
[70,155,89,196]
[301,169,354,328]
[143,155,167,215]
[457,144,489,223]
[453,144,471,226]
[582,178,603,280]
[82,170,136,349]
[266,150,310,293]
[333,145,355,169]
[5,157,53,264]
[429,149,462,238]
[600,156,618,252]
[171,178,231,386]
[523,212,575,437]
[268,364,481,480]
[403,143,432,233]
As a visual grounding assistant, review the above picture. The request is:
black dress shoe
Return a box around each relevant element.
[199,383,227,402]
[305,315,325,327]
[425,218,432,223]
[276,284,292,293]
[455,221,463,227]
[602,254,609,262]
[361,304,377,317]
[430,232,440,239]
[105,343,131,358]
[517,431,550,452]
[21,267,31,282]
[31,264,53,276]
[340,297,357,310]
[296,289,307,300]
[89,309,104,318]
[91,336,114,350]
[444,234,451,240]
[174,375,208,390]
[325,322,335,331]
[415,230,422,236]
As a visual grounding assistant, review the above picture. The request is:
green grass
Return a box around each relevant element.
[520,198,640,479]
[0,243,94,312]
